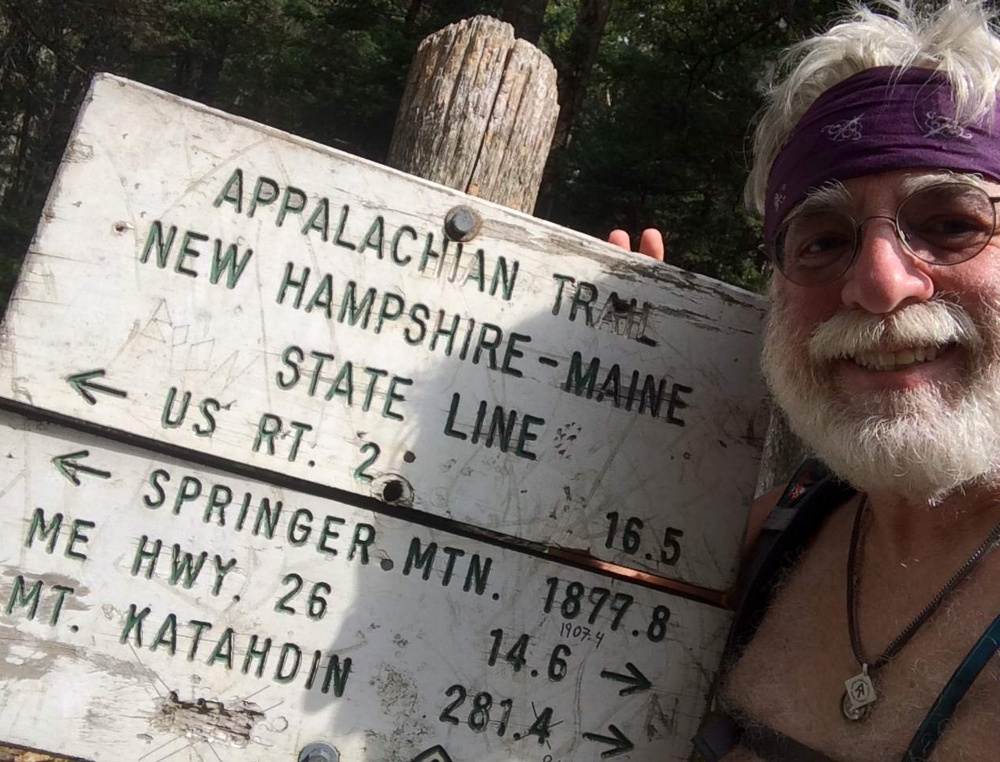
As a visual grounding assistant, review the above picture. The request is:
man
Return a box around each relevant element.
[613,2,1000,760]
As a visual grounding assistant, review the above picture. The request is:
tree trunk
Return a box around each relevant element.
[536,0,612,217]
[500,0,549,44]
[4,40,36,210]
[388,15,559,214]
[403,0,425,36]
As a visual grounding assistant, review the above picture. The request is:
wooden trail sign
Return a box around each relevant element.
[0,75,766,593]
[0,70,767,761]
[0,408,730,761]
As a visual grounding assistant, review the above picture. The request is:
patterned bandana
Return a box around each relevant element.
[764,65,1000,244]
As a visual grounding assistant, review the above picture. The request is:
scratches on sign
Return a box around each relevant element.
[150,691,264,748]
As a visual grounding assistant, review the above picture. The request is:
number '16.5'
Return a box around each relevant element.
[605,512,683,564]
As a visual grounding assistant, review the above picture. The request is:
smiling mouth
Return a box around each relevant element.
[849,343,955,372]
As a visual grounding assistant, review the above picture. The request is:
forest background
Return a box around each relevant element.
[0,0,849,313]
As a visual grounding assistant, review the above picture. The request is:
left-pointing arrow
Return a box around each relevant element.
[52,450,112,486]
[66,369,128,405]
[583,724,634,758]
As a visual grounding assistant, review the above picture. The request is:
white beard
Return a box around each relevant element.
[762,292,1000,504]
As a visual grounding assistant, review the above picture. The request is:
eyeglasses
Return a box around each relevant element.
[770,182,1000,287]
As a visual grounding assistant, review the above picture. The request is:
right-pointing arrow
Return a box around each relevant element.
[583,724,634,758]
[600,662,652,696]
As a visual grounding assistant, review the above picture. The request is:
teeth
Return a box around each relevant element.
[851,345,946,371]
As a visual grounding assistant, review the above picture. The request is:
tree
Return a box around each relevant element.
[501,0,549,43]
[541,0,844,288]
[535,0,612,217]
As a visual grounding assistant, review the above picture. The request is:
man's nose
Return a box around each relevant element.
[840,217,934,313]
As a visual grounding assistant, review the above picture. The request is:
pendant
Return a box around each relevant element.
[842,665,877,722]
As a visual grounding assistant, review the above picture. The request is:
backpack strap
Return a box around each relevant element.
[727,460,855,651]
[902,608,1000,761]
[692,459,856,760]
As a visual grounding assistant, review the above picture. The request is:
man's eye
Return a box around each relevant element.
[803,235,849,254]
[790,235,851,267]
[913,216,983,237]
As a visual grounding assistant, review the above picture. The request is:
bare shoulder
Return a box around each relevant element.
[741,485,786,558]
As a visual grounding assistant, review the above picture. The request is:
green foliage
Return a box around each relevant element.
[542,0,844,290]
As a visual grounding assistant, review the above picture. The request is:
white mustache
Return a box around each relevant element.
[808,299,982,362]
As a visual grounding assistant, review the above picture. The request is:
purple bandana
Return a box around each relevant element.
[764,66,1000,244]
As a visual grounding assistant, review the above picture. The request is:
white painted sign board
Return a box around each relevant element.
[0,75,766,592]
[0,409,730,762]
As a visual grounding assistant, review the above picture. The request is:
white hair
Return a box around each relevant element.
[746,1,1000,215]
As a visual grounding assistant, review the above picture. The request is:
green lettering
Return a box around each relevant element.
[402,538,437,580]
[5,576,41,619]
[208,627,235,669]
[302,198,330,240]
[383,376,411,421]
[26,508,62,553]
[119,603,151,646]
[357,216,385,258]
[144,469,170,509]
[490,256,519,300]
[248,176,279,218]
[175,230,207,277]
[213,168,244,213]
[151,613,178,655]
[305,274,334,318]
[276,186,307,227]
[276,262,310,308]
[337,282,375,329]
[318,515,345,556]
[391,225,417,265]
[325,362,354,405]
[564,352,600,398]
[288,509,313,546]
[209,240,253,289]
[139,221,176,268]
[277,345,304,390]
[66,519,95,561]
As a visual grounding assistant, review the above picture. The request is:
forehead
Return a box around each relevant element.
[799,169,996,213]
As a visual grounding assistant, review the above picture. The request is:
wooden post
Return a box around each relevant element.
[756,404,809,496]
[388,15,559,214]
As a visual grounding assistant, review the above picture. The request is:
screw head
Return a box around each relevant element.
[298,742,338,762]
[444,205,482,242]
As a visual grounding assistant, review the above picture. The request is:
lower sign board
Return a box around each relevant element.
[0,409,730,761]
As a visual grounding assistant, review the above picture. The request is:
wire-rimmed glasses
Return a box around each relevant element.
[770,182,1000,287]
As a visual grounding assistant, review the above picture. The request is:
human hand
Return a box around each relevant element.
[607,228,665,262]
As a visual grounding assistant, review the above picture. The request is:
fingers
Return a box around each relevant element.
[608,229,631,250]
[607,229,665,262]
[638,228,665,261]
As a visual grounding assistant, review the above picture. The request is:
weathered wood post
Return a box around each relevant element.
[388,15,558,213]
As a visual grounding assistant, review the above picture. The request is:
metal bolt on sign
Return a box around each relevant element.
[443,205,482,242]
[298,742,339,762]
